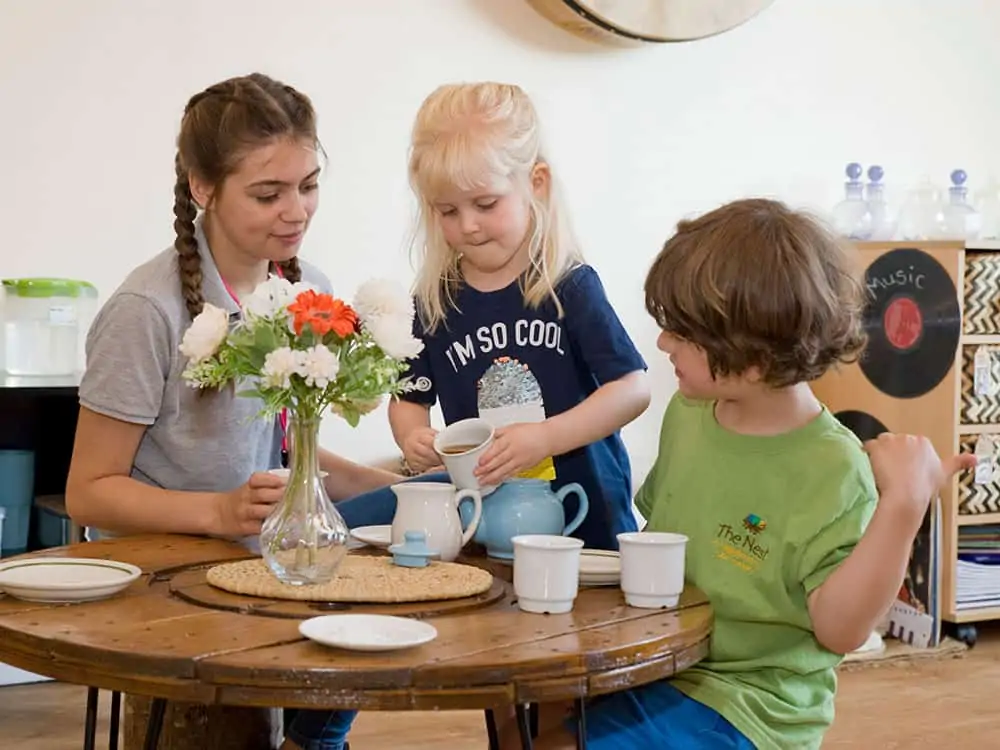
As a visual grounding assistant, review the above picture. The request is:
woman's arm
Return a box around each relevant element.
[319,448,404,501]
[65,407,229,535]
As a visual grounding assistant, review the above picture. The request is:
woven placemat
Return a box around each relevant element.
[206,554,494,603]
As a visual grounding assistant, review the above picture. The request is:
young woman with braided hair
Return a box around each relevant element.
[66,73,394,749]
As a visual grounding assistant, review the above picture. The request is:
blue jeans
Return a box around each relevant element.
[569,680,754,749]
[285,472,450,749]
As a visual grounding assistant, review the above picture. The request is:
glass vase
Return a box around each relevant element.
[259,412,349,585]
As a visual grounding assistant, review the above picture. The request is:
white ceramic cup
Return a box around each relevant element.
[511,534,584,614]
[433,417,497,495]
[617,531,689,609]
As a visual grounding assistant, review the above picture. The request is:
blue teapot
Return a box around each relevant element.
[458,478,589,560]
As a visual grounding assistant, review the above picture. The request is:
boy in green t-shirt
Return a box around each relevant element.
[520,198,973,750]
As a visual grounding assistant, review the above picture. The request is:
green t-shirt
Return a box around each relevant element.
[636,394,877,750]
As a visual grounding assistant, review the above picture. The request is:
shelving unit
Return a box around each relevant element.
[809,239,1000,647]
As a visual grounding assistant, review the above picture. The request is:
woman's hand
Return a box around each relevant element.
[214,471,287,536]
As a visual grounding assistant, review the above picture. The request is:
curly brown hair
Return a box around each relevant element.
[173,73,318,319]
[644,198,868,387]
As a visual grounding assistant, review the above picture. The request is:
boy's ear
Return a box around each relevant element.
[530,161,551,200]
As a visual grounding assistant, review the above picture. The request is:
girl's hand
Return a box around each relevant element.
[214,471,286,536]
[864,432,976,531]
[475,423,553,487]
[402,426,441,474]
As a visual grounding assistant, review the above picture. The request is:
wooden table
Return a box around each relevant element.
[0,534,713,749]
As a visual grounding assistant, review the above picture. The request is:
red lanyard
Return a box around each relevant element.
[220,265,290,457]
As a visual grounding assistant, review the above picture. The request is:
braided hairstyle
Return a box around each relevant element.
[174,73,315,319]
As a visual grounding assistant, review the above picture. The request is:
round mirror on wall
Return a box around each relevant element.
[526,0,775,44]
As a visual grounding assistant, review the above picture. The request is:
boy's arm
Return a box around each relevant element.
[807,502,919,654]
[808,434,975,654]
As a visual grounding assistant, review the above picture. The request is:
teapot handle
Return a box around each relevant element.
[455,489,483,546]
[555,483,589,537]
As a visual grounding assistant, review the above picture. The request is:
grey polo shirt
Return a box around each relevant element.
[78,219,333,536]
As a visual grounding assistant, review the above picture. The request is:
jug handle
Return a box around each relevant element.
[456,489,483,546]
[555,483,589,537]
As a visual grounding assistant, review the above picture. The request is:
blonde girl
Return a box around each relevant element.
[388,81,651,550]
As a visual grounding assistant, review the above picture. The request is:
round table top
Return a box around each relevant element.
[0,535,712,711]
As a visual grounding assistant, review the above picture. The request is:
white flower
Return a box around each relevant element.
[352,279,414,326]
[299,344,340,388]
[244,274,316,319]
[179,303,229,363]
[262,346,305,389]
[367,315,424,360]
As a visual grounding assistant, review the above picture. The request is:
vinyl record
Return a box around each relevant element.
[834,410,889,443]
[859,248,961,399]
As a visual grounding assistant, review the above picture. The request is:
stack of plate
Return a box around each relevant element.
[579,549,620,587]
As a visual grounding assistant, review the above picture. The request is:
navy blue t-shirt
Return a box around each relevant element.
[401,264,646,550]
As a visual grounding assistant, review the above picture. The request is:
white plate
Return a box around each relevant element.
[579,550,620,576]
[350,525,393,548]
[299,614,438,652]
[0,557,142,603]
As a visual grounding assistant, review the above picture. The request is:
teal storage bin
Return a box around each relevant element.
[0,450,34,556]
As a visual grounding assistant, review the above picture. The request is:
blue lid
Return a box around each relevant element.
[389,530,439,568]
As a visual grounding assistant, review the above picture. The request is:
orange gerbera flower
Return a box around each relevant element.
[288,290,359,338]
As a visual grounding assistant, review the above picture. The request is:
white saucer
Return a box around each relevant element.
[0,557,142,603]
[350,525,393,548]
[299,614,438,652]
[579,549,620,576]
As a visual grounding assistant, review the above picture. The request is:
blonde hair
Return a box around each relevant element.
[408,82,583,331]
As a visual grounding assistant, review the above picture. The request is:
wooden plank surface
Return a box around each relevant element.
[0,536,712,709]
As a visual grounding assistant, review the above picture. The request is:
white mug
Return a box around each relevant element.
[433,417,497,495]
[511,534,584,614]
[617,531,688,609]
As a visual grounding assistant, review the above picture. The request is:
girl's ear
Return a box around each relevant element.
[188,171,214,210]
[530,161,551,200]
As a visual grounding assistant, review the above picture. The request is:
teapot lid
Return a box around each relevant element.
[389,530,439,568]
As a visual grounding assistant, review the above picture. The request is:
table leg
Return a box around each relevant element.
[84,687,99,750]
[484,709,501,750]
[109,691,121,750]
[143,698,167,750]
[575,698,587,750]
[515,703,533,749]
[529,703,539,737]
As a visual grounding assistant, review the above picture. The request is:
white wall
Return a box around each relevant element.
[2,0,1000,484]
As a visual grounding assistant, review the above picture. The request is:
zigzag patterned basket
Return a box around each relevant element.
[960,345,1000,424]
[958,434,1000,515]
[963,253,1000,334]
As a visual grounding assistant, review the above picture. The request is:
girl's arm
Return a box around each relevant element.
[475,369,649,487]
[541,369,649,456]
[387,398,442,474]
[475,265,651,487]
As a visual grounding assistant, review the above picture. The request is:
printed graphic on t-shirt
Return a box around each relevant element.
[442,318,566,373]
[476,355,555,480]
[713,513,770,573]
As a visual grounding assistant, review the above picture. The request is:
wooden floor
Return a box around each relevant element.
[2,625,998,748]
